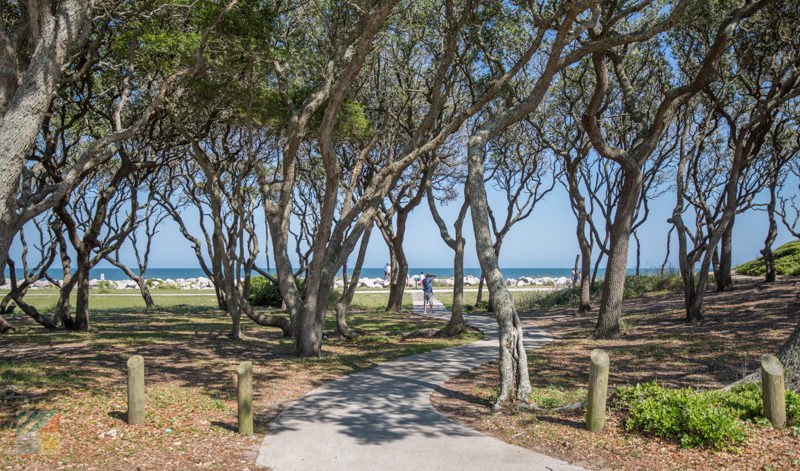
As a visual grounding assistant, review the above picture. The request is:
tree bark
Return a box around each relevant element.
[138,280,156,310]
[335,224,372,339]
[778,319,800,374]
[72,253,91,331]
[716,221,734,291]
[386,233,408,312]
[468,134,531,410]
[593,173,642,339]
[0,316,14,333]
[0,2,90,284]
[441,237,467,336]
[762,186,778,283]
[8,262,56,329]
[55,277,77,329]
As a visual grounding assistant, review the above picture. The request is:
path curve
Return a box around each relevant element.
[256,294,586,471]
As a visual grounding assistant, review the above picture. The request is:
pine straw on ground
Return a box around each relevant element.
[431,277,800,471]
[0,305,478,471]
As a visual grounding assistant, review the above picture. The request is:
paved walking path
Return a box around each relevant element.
[255,293,586,471]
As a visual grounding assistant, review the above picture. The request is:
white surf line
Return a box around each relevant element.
[8,287,558,296]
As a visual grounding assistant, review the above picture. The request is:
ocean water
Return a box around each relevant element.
[8,267,662,281]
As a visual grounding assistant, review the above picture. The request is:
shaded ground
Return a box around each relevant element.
[431,277,800,471]
[0,294,479,470]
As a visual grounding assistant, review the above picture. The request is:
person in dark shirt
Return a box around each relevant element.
[422,274,436,313]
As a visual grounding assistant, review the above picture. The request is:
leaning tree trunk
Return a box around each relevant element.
[468,136,531,411]
[55,277,77,329]
[386,243,408,312]
[778,320,800,375]
[138,280,156,310]
[0,316,13,333]
[0,291,17,314]
[440,237,467,337]
[9,267,55,329]
[335,225,372,339]
[716,221,734,291]
[762,186,778,283]
[593,173,642,340]
[576,220,593,313]
[242,299,292,336]
[72,255,92,331]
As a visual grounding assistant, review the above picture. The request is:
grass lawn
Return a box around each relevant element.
[434,289,546,311]
[432,278,800,471]
[0,291,477,470]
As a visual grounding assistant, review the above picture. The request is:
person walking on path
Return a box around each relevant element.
[422,274,436,313]
[384,263,391,281]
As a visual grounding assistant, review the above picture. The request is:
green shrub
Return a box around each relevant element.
[474,300,489,311]
[615,381,800,449]
[711,383,800,425]
[249,277,340,309]
[735,240,800,276]
[249,277,306,307]
[617,382,746,449]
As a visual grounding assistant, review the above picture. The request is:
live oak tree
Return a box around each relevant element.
[760,120,799,282]
[1,214,59,331]
[465,0,695,408]
[0,1,238,279]
[55,160,149,330]
[475,121,556,306]
[704,3,800,291]
[583,0,767,339]
[426,157,471,336]
[376,161,432,312]
[258,0,536,357]
[104,177,169,310]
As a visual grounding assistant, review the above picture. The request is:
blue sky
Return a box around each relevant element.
[12,179,794,271]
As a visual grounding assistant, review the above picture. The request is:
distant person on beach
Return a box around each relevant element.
[422,274,436,313]
[417,271,425,288]
[384,263,391,281]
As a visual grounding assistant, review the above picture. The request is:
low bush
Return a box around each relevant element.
[249,277,340,309]
[615,382,746,449]
[614,381,800,450]
[711,383,800,425]
[249,277,284,307]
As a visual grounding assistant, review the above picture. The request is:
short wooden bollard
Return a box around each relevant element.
[760,354,786,428]
[237,361,254,435]
[126,355,145,425]
[585,348,610,432]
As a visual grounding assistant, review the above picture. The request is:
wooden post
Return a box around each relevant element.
[237,361,253,435]
[760,354,786,428]
[586,348,610,432]
[126,355,145,425]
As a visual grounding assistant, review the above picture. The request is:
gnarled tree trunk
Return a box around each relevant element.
[762,186,778,283]
[593,173,642,339]
[468,135,531,410]
[716,221,734,291]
